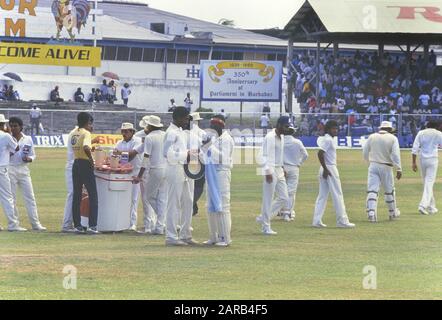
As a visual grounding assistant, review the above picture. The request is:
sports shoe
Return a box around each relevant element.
[182,238,199,246]
[312,221,327,228]
[215,242,230,247]
[143,228,152,234]
[61,228,77,234]
[290,211,296,221]
[8,226,27,232]
[428,207,439,215]
[32,224,47,232]
[283,214,292,222]
[337,222,356,228]
[390,209,401,221]
[165,239,188,246]
[151,228,164,235]
[128,225,137,232]
[203,239,217,246]
[0,225,3,231]
[419,207,429,215]
[262,228,277,235]
[86,227,100,234]
[368,215,377,223]
[74,227,86,234]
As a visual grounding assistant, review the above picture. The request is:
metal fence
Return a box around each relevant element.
[1,108,440,146]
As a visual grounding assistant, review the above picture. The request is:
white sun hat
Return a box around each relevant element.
[139,115,151,128]
[121,122,135,131]
[190,112,203,121]
[0,114,8,123]
[146,115,164,128]
[379,121,393,129]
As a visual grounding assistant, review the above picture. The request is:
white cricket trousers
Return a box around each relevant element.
[130,183,140,227]
[285,165,300,216]
[9,165,41,228]
[145,168,167,232]
[313,165,350,225]
[366,163,398,218]
[0,166,19,229]
[260,167,290,229]
[419,157,438,211]
[61,163,73,230]
[140,171,156,230]
[207,170,232,244]
[165,164,193,241]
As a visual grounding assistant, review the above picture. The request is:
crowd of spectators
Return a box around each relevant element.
[0,84,20,101]
[291,49,442,137]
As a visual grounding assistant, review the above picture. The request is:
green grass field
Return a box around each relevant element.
[0,148,441,300]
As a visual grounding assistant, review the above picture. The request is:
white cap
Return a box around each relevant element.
[138,115,151,128]
[32,103,37,107]
[121,122,135,131]
[146,115,164,128]
[379,121,393,129]
[190,112,203,121]
[0,114,8,123]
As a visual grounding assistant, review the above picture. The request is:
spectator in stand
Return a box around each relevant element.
[184,92,193,112]
[29,103,42,135]
[121,83,131,106]
[50,86,64,103]
[168,98,177,112]
[108,80,117,104]
[419,91,431,109]
[260,113,270,133]
[100,80,108,102]
[88,88,96,103]
[6,85,20,101]
[95,89,102,102]
[74,88,85,102]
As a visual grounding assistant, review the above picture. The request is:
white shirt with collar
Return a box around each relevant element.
[144,130,166,169]
[115,136,144,172]
[412,128,442,159]
[317,134,337,166]
[10,134,35,166]
[207,131,234,171]
[0,131,18,166]
[163,123,188,165]
[363,130,402,171]
[283,136,309,167]
[260,129,284,175]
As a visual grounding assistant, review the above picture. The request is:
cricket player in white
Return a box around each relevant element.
[256,116,292,235]
[313,120,355,228]
[190,112,207,216]
[135,116,157,231]
[411,121,442,215]
[163,107,198,246]
[0,114,23,232]
[202,115,234,246]
[133,116,167,235]
[8,117,46,231]
[114,123,144,231]
[283,131,308,222]
[363,121,402,222]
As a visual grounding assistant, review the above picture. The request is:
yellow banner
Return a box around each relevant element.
[92,134,122,147]
[208,61,275,83]
[0,42,101,67]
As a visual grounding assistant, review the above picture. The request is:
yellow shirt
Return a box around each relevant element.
[69,128,92,160]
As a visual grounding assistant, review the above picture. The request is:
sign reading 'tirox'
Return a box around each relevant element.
[200,60,282,102]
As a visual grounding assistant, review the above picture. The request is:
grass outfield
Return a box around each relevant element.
[0,148,441,300]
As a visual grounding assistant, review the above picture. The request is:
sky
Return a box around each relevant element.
[145,0,305,29]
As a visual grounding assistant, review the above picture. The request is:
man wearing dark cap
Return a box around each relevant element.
[256,116,292,235]
[163,107,198,246]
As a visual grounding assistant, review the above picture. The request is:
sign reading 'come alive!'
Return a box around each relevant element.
[200,60,282,102]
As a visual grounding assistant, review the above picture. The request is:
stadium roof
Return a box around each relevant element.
[33,0,286,48]
[285,0,442,44]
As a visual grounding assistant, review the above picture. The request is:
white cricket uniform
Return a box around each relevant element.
[0,132,20,229]
[9,134,42,228]
[205,131,234,244]
[283,136,308,218]
[411,128,442,212]
[164,123,193,242]
[61,127,77,230]
[258,129,290,231]
[313,134,351,225]
[135,129,156,230]
[115,136,144,227]
[143,130,167,233]
[363,131,402,219]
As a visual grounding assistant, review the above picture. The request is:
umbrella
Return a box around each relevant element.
[102,72,120,80]
[3,72,23,82]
